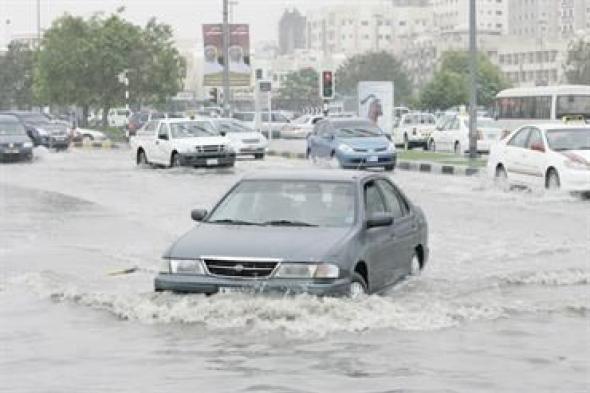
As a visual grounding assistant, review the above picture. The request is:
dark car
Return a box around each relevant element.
[126,111,166,137]
[307,118,397,171]
[0,114,34,162]
[155,170,429,297]
[1,111,70,150]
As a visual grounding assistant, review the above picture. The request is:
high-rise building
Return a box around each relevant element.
[278,8,306,55]
[508,0,588,40]
[558,0,588,36]
[432,0,508,35]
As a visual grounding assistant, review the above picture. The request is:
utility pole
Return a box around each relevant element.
[36,0,41,45]
[229,0,239,24]
[222,0,231,117]
[468,0,478,160]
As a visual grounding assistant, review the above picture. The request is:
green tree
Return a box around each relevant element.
[34,11,186,126]
[335,51,412,105]
[564,37,590,84]
[419,51,510,110]
[0,41,35,109]
[277,68,321,106]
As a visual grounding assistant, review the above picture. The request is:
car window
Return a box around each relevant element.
[158,123,169,139]
[364,181,387,217]
[143,121,157,133]
[311,117,323,125]
[526,128,544,150]
[376,180,408,219]
[272,113,289,122]
[508,128,531,148]
[403,115,412,125]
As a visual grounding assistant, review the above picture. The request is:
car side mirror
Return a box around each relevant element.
[191,209,208,222]
[366,213,393,228]
[530,142,545,152]
[158,133,169,141]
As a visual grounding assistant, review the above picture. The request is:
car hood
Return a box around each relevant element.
[0,134,30,144]
[166,224,354,261]
[336,136,389,149]
[174,136,230,147]
[559,149,590,163]
[226,132,265,142]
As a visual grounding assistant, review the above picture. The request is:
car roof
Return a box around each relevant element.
[241,170,382,183]
[525,123,590,131]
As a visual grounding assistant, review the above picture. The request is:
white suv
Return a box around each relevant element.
[393,112,437,150]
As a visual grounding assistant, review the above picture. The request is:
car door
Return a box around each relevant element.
[443,117,461,151]
[141,121,158,161]
[521,127,547,187]
[503,127,531,184]
[315,123,334,158]
[362,180,397,291]
[155,122,172,165]
[376,179,416,284]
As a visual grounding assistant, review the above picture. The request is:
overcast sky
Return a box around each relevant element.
[1,0,387,46]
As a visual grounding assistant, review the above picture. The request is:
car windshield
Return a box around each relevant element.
[0,118,26,135]
[216,120,253,133]
[169,122,218,138]
[546,128,590,151]
[335,123,382,138]
[207,180,356,227]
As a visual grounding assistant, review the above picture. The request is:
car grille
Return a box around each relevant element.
[203,258,278,278]
[196,145,225,153]
[242,138,260,144]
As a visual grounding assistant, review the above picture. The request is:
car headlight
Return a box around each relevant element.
[274,263,339,279]
[167,259,206,274]
[565,159,590,170]
[338,144,353,153]
[23,141,33,148]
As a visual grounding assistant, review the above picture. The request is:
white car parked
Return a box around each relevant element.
[206,118,268,159]
[393,112,437,149]
[280,114,324,139]
[428,115,504,154]
[129,118,236,168]
[487,124,590,192]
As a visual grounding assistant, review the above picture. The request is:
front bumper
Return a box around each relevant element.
[0,147,33,162]
[48,137,70,148]
[560,169,590,192]
[154,273,352,296]
[178,152,236,167]
[235,146,266,156]
[338,152,397,169]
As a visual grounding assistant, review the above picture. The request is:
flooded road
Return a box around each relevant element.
[1,148,589,392]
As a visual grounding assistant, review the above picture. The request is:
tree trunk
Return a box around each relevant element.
[102,106,110,128]
[81,105,89,128]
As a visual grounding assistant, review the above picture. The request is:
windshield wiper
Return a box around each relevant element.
[262,220,318,227]
[208,219,261,226]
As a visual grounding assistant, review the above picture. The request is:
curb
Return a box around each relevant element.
[72,141,121,149]
[267,150,481,176]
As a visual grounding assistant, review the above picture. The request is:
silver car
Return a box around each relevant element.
[155,170,429,297]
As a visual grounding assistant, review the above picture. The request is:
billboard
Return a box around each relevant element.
[358,81,394,135]
[202,24,251,87]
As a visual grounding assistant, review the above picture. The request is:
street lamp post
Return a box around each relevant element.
[36,0,41,44]
[222,0,230,116]
[468,0,478,160]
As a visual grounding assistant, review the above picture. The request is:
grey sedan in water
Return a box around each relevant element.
[155,170,429,296]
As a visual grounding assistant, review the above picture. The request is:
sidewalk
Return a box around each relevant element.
[267,139,485,176]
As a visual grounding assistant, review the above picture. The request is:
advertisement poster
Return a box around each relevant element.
[202,24,251,87]
[358,81,394,135]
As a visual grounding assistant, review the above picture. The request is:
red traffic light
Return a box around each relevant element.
[323,71,332,82]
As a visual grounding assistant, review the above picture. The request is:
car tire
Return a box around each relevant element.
[454,141,462,155]
[254,153,264,160]
[170,152,182,168]
[410,253,422,276]
[137,149,149,166]
[495,165,509,188]
[349,272,368,299]
[546,169,560,190]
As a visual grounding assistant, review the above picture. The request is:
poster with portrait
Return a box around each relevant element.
[202,24,251,87]
[358,81,394,135]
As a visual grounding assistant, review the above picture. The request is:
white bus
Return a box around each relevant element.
[493,85,590,131]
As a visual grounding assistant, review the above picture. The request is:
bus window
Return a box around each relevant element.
[556,95,590,120]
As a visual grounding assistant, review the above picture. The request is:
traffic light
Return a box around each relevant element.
[208,88,218,104]
[321,71,335,100]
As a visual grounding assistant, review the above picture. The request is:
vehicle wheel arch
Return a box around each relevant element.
[414,245,425,270]
[545,167,559,188]
[353,261,369,288]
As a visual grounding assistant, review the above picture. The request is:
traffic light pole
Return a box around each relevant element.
[468,0,478,160]
[222,0,230,117]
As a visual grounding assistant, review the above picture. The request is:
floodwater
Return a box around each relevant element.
[1,148,588,392]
